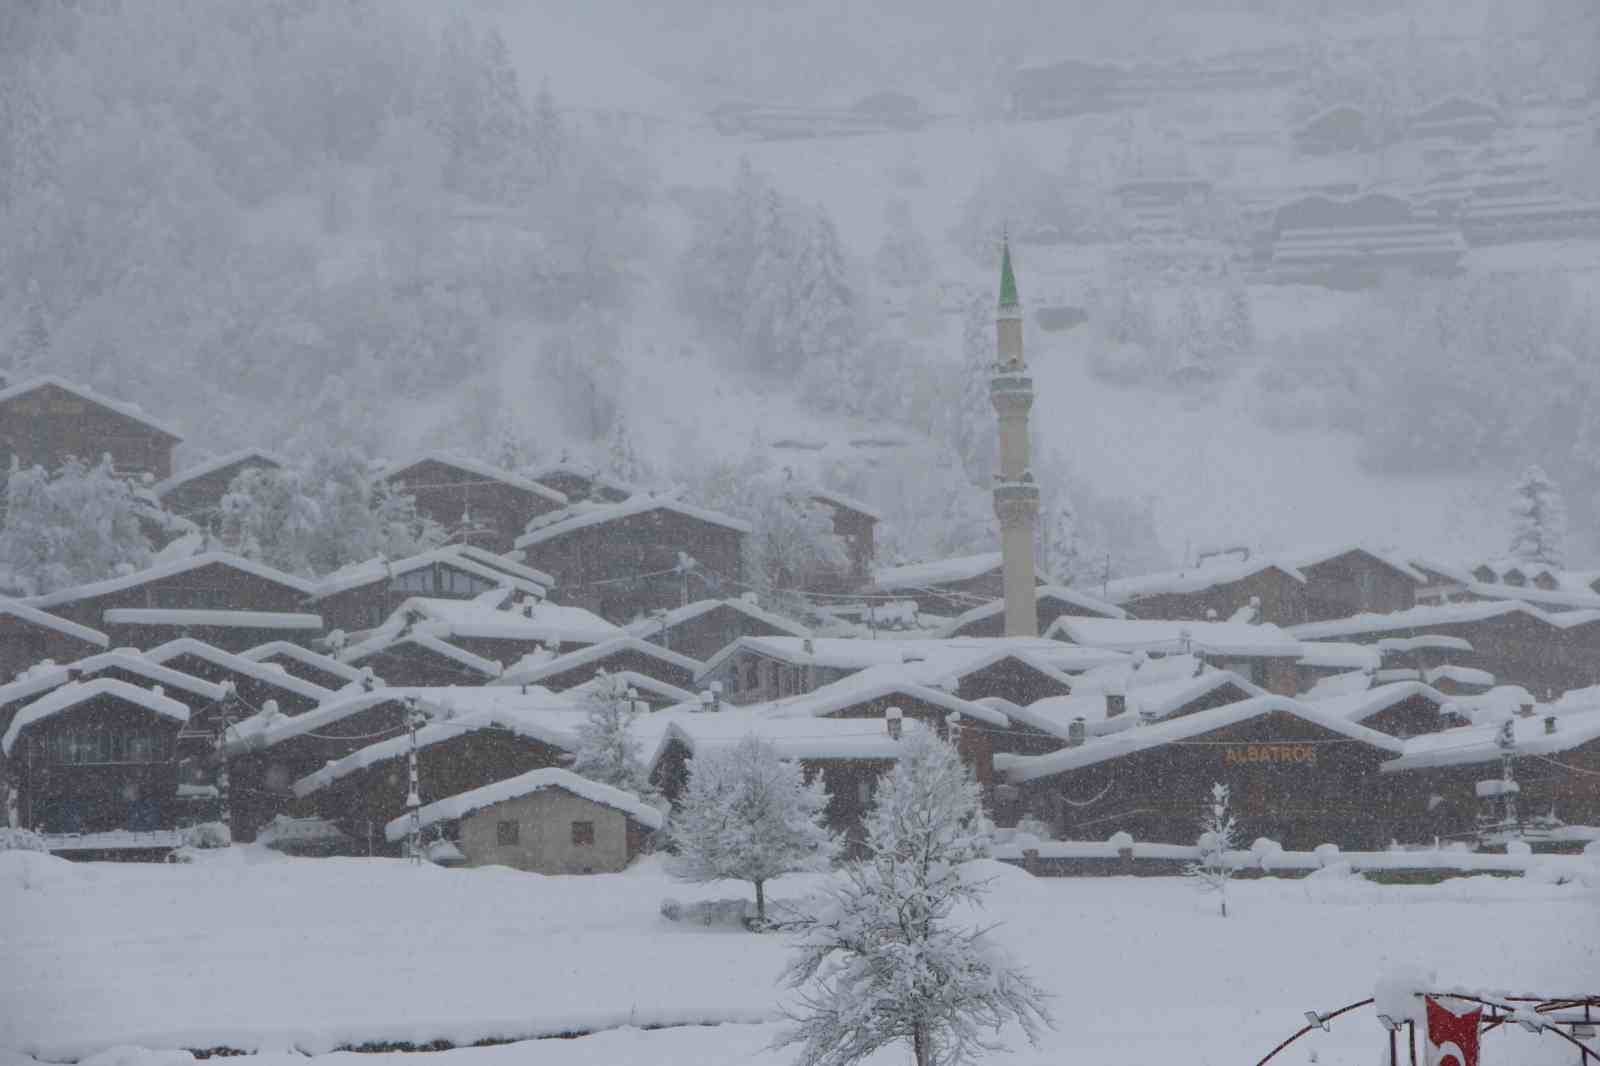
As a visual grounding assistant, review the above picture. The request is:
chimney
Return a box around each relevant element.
[886,705,903,740]
[1067,716,1087,747]
[1103,677,1126,719]
[699,689,716,713]
[1544,715,1557,735]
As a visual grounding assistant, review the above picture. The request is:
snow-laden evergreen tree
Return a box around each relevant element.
[8,284,49,378]
[1214,277,1256,359]
[873,197,933,288]
[570,670,658,805]
[1173,286,1210,371]
[605,418,649,488]
[952,292,997,486]
[1037,474,1085,587]
[778,729,1050,1066]
[1507,464,1567,568]
[0,456,152,595]
[1184,782,1238,918]
[793,206,863,411]
[668,735,837,924]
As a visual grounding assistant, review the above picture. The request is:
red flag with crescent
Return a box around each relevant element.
[1424,996,1482,1066]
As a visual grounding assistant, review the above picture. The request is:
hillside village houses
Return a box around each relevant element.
[1,250,1598,869]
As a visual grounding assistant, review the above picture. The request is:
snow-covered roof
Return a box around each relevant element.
[525,459,636,501]
[151,449,287,499]
[1004,669,1266,740]
[311,546,551,600]
[102,608,324,631]
[0,650,226,710]
[2,678,190,755]
[223,689,450,753]
[342,630,504,679]
[869,552,1003,591]
[1424,664,1495,689]
[378,452,569,507]
[1289,600,1549,640]
[1274,545,1426,584]
[239,641,372,686]
[294,706,580,798]
[494,636,702,688]
[1381,707,1600,772]
[899,643,1082,695]
[1100,558,1306,604]
[935,585,1126,635]
[515,495,752,550]
[1297,641,1383,671]
[806,487,881,522]
[1304,681,1449,725]
[0,598,109,649]
[144,638,337,704]
[747,665,1010,728]
[384,766,663,842]
[1458,580,1600,612]
[350,597,621,652]
[625,598,811,641]
[0,376,184,442]
[29,551,319,607]
[565,670,696,707]
[697,634,1118,682]
[1049,617,1303,657]
[659,711,930,764]
[1000,695,1406,783]
[1374,634,1474,654]
[448,545,557,589]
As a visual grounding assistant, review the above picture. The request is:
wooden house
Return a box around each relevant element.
[1000,668,1267,755]
[1279,546,1422,622]
[1258,193,1465,289]
[0,376,183,482]
[626,597,810,663]
[936,585,1124,639]
[526,460,633,505]
[144,638,334,717]
[0,599,108,682]
[516,497,750,624]
[312,546,552,634]
[565,670,695,711]
[805,488,879,588]
[240,641,371,692]
[386,767,662,873]
[493,636,702,694]
[1001,696,1407,849]
[28,552,322,652]
[1049,617,1305,695]
[378,454,569,553]
[3,679,192,837]
[0,650,225,739]
[1302,681,1457,740]
[152,449,284,528]
[1103,558,1308,626]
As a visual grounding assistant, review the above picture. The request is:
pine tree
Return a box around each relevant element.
[1038,479,1084,587]
[1508,464,1567,568]
[778,729,1050,1066]
[669,735,838,923]
[1184,782,1238,918]
[570,670,658,804]
[605,418,649,487]
[874,197,933,288]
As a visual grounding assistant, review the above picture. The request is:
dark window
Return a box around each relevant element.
[496,820,519,846]
[44,727,163,765]
[571,820,595,846]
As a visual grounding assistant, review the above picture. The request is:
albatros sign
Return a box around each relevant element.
[1223,743,1319,767]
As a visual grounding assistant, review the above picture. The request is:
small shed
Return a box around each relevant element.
[385,767,662,874]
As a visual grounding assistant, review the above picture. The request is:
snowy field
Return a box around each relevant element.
[5,848,1597,1066]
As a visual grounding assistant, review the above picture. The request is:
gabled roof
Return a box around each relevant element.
[101,608,323,631]
[1305,681,1449,725]
[239,641,373,686]
[525,459,636,502]
[902,644,1081,695]
[625,597,811,641]
[0,650,226,710]
[311,546,552,600]
[514,495,752,550]
[0,376,184,442]
[935,584,1126,636]
[1048,617,1303,657]
[151,449,287,499]
[1004,669,1265,739]
[869,552,1004,592]
[1275,545,1426,584]
[348,596,620,650]
[565,670,696,707]
[28,551,318,607]
[659,712,929,765]
[1381,706,1600,772]
[341,631,504,679]
[294,706,580,798]
[0,598,109,649]
[806,487,881,523]
[696,634,1111,683]
[999,695,1405,784]
[2,678,190,755]
[495,636,702,689]
[1289,600,1551,640]
[1297,641,1382,671]
[384,766,663,842]
[378,452,568,507]
[223,690,452,754]
[751,665,1010,728]
[144,638,337,704]
[1101,558,1306,605]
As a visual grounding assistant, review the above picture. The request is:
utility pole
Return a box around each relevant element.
[213,683,239,845]
[405,696,425,866]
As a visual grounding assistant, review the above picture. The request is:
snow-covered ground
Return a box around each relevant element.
[6,848,1596,1064]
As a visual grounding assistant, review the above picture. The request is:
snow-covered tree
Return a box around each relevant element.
[1214,278,1256,360]
[669,735,837,923]
[951,292,996,486]
[570,670,658,805]
[778,729,1050,1066]
[874,198,933,288]
[1184,782,1238,918]
[604,418,649,487]
[0,456,153,595]
[8,284,49,378]
[1036,458,1085,586]
[1508,464,1567,568]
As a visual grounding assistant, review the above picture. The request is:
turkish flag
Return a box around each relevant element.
[1424,996,1482,1066]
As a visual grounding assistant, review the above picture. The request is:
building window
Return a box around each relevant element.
[44,727,164,765]
[571,820,595,846]
[496,820,519,846]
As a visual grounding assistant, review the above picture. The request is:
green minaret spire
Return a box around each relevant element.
[999,236,1019,310]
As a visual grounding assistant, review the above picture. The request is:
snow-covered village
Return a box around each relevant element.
[2,2,1599,1066]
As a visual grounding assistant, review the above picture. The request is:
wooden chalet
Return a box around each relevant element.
[311,545,552,634]
[240,641,372,692]
[3,679,192,837]
[28,552,322,652]
[515,497,750,624]
[152,449,284,527]
[0,599,108,682]
[1304,681,1462,741]
[625,597,810,663]
[1001,696,1408,849]
[0,650,225,740]
[1293,104,1376,155]
[1278,546,1422,622]
[378,453,569,553]
[1104,558,1307,626]
[1049,617,1305,696]
[564,669,695,711]
[292,700,578,845]
[0,376,183,482]
[526,460,633,505]
[1257,193,1465,289]
[937,584,1124,638]
[340,630,503,687]
[805,488,879,588]
[144,638,335,717]
[385,767,661,874]
[493,636,702,694]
